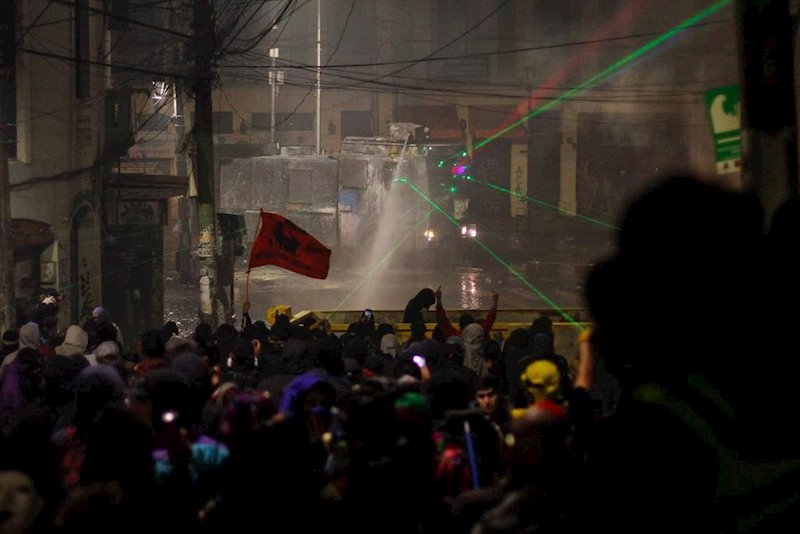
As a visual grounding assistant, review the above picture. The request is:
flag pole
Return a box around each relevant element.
[245,209,263,306]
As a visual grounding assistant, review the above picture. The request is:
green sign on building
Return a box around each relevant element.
[705,85,741,175]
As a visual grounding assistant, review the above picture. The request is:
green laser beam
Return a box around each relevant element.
[472,0,733,152]
[476,179,619,230]
[407,183,584,331]
[325,208,436,320]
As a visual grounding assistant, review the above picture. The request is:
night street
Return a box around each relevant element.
[2,1,797,532]
[165,231,614,331]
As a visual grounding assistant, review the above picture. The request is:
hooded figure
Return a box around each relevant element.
[515,318,572,403]
[55,326,89,359]
[380,333,400,358]
[0,323,41,372]
[402,288,436,324]
[94,341,121,365]
[278,372,337,445]
[503,328,531,407]
[461,323,486,376]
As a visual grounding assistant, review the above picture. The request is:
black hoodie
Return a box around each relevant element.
[403,288,436,324]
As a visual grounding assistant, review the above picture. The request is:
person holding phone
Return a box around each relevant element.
[347,308,376,341]
[412,354,431,381]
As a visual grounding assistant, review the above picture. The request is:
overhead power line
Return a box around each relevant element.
[216,17,731,72]
[242,0,355,132]
[15,2,53,45]
[49,0,193,39]
[269,56,735,95]
[217,0,298,57]
[19,47,190,80]
[253,50,731,97]
[325,0,514,90]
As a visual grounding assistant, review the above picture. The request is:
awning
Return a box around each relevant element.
[104,172,189,200]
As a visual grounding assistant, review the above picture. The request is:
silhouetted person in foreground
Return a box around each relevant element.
[577,174,797,534]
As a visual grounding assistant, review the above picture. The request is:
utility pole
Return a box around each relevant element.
[193,0,218,327]
[0,0,16,333]
[269,47,278,146]
[737,0,799,229]
[315,0,321,154]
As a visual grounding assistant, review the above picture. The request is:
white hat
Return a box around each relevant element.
[55,325,88,357]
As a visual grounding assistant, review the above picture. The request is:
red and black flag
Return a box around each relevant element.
[248,211,331,279]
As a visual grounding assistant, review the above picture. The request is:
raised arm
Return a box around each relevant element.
[434,286,458,338]
[573,327,595,391]
[241,300,253,331]
[481,291,499,336]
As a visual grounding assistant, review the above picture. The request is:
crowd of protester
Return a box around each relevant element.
[0,174,798,533]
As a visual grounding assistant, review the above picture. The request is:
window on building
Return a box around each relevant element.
[251,112,270,130]
[274,112,314,131]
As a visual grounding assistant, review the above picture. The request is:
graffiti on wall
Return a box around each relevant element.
[79,257,94,324]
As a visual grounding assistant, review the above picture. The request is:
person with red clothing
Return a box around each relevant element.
[517,359,568,421]
[433,286,499,340]
[509,359,572,498]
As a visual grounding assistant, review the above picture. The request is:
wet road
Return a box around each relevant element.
[164,234,613,333]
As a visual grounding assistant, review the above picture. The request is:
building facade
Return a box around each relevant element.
[207,0,737,241]
[6,0,109,327]
[0,0,745,335]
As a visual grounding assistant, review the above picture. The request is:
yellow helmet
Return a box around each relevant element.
[521,359,561,399]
